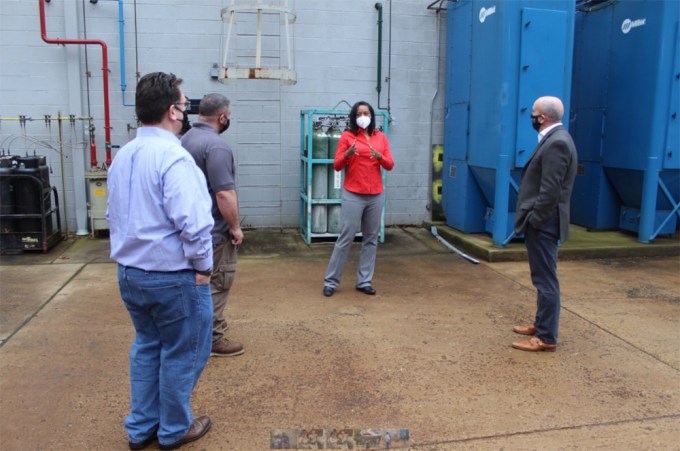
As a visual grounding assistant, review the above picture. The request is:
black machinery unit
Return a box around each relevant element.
[0,155,62,253]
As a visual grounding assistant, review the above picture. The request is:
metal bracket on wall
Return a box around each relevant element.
[218,1,297,84]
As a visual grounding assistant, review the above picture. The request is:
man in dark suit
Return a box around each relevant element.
[512,96,578,352]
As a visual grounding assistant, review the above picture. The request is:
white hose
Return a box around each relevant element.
[430,226,480,264]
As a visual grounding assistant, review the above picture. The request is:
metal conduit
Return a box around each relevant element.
[38,0,112,167]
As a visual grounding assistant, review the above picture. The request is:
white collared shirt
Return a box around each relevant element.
[107,126,214,272]
[538,122,562,143]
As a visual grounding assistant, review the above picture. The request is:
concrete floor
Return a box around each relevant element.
[0,227,679,450]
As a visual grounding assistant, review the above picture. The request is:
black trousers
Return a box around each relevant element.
[525,212,560,344]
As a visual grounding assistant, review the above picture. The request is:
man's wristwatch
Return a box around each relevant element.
[196,268,212,277]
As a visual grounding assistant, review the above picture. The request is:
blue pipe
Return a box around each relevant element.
[492,154,511,247]
[639,5,678,242]
[501,176,520,246]
[638,156,661,243]
[118,0,134,107]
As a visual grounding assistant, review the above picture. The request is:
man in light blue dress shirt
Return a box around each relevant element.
[106,72,215,450]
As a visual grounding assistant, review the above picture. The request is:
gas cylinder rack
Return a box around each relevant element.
[299,109,388,244]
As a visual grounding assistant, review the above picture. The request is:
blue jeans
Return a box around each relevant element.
[117,266,212,445]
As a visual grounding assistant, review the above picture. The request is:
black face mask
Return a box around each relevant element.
[218,118,230,135]
[180,111,192,135]
[530,114,542,131]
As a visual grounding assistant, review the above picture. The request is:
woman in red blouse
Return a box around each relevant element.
[323,101,394,297]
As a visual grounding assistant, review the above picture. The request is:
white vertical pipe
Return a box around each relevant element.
[284,0,292,70]
[64,0,89,235]
[256,0,262,67]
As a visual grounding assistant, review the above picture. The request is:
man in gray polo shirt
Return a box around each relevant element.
[181,93,245,357]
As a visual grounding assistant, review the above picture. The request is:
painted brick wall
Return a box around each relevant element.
[0,0,446,232]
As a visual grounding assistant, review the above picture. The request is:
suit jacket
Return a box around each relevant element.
[514,125,578,242]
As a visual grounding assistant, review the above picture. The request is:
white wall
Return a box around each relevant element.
[0,0,447,232]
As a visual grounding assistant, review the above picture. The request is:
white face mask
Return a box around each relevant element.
[356,115,371,129]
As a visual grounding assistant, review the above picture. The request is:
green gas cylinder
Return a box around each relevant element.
[326,123,343,199]
[311,122,328,159]
[327,122,342,157]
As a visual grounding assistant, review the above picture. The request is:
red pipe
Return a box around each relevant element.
[39,0,112,167]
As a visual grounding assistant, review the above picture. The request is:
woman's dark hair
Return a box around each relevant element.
[135,72,183,125]
[347,100,376,134]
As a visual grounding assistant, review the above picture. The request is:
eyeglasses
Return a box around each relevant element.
[174,101,191,111]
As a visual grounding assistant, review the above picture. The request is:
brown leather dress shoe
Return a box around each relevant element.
[211,339,244,357]
[513,324,537,335]
[159,416,212,450]
[512,337,556,352]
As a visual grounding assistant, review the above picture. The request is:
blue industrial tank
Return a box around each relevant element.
[569,2,621,230]
[570,0,680,241]
[442,0,575,246]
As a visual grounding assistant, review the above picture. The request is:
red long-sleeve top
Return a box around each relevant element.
[333,129,394,195]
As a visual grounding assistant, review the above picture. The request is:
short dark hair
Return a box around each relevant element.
[135,72,183,125]
[199,93,230,116]
[348,100,376,134]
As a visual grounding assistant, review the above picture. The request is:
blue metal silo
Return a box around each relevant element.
[570,0,680,241]
[569,2,621,229]
[442,0,575,246]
